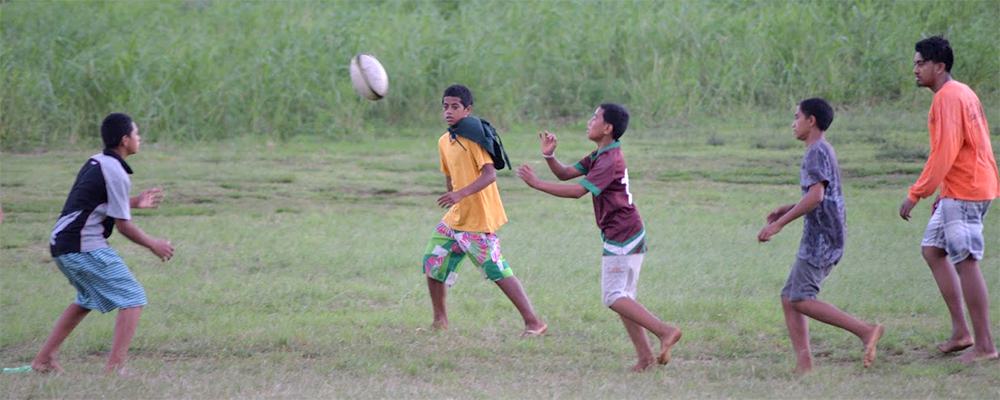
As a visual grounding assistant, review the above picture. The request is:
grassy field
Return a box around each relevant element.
[1,109,998,398]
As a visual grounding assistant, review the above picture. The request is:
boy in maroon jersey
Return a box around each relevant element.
[517,103,682,372]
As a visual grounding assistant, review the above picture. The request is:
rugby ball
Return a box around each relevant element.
[349,53,389,101]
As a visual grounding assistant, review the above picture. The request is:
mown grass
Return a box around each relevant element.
[1,108,998,398]
[2,0,998,148]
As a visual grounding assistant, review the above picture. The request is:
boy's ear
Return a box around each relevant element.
[806,114,817,129]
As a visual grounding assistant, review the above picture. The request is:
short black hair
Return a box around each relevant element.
[915,36,953,72]
[798,98,834,131]
[600,103,629,140]
[101,112,134,148]
[442,84,473,108]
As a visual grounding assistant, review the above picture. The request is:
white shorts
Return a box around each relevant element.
[601,254,644,307]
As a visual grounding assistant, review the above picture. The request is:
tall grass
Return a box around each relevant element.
[2,0,997,148]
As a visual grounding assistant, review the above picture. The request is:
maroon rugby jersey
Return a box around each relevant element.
[574,141,646,254]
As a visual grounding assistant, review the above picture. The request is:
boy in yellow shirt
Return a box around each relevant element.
[421,84,546,336]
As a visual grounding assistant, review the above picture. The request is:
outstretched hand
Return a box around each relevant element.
[517,164,538,187]
[539,131,558,156]
[135,188,164,209]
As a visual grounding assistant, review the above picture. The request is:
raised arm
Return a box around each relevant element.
[757,182,824,242]
[538,131,584,181]
[517,164,588,199]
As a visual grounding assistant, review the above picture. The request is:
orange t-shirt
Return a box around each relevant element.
[908,80,1000,203]
[438,132,508,233]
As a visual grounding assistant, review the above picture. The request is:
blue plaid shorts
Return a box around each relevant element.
[921,199,991,265]
[54,248,147,313]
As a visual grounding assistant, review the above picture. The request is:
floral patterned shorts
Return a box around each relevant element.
[421,221,513,286]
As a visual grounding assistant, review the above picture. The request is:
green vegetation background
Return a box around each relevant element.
[2,0,998,148]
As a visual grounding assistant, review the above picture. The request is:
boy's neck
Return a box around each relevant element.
[110,146,130,160]
[805,131,825,147]
[930,74,952,93]
[593,136,615,149]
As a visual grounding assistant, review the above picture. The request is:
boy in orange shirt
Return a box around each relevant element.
[899,36,999,363]
[421,84,546,336]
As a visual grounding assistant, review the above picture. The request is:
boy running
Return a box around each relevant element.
[421,84,546,336]
[758,98,883,374]
[517,103,682,372]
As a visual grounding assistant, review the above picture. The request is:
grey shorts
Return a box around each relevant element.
[781,258,833,302]
[921,199,991,265]
[601,254,643,307]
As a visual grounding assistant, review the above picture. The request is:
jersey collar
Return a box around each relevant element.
[589,140,621,161]
[102,149,134,174]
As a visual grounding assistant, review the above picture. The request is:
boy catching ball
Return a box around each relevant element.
[517,103,682,372]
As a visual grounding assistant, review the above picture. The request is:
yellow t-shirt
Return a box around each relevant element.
[438,132,508,233]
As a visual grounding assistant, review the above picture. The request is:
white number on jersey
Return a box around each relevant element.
[621,168,633,205]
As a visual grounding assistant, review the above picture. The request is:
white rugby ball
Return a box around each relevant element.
[349,53,389,101]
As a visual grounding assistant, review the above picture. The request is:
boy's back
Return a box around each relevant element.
[50,150,133,257]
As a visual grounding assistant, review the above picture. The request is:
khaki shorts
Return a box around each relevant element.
[601,254,643,307]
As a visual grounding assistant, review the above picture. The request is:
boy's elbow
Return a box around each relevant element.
[806,193,824,209]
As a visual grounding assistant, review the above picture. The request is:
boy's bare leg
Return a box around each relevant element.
[609,298,681,365]
[618,315,655,372]
[782,297,812,374]
[32,303,90,373]
[923,246,974,353]
[105,306,142,374]
[790,299,884,368]
[495,276,546,333]
[427,277,449,330]
[955,258,999,363]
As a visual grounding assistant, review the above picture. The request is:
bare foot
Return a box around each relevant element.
[630,358,656,373]
[957,350,999,364]
[520,323,547,338]
[937,337,974,354]
[793,364,813,375]
[862,324,884,368]
[656,326,683,365]
[431,320,448,331]
[31,359,63,374]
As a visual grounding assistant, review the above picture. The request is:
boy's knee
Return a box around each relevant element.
[921,246,946,262]
[603,291,626,307]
